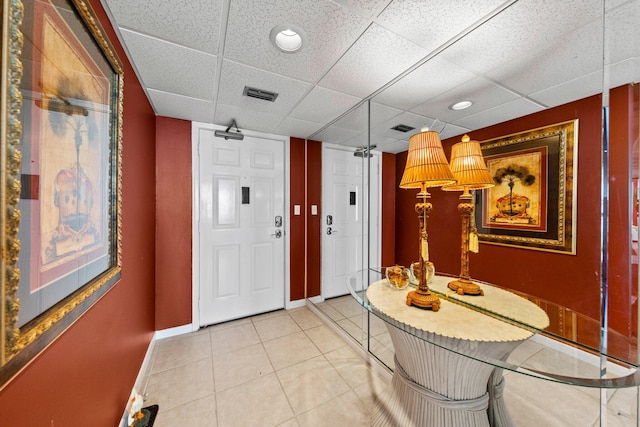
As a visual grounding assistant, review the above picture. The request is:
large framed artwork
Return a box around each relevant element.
[1,0,123,386]
[474,121,578,254]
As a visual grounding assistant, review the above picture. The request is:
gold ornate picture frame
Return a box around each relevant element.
[474,120,578,254]
[1,0,122,386]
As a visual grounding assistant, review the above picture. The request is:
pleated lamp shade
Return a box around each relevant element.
[400,130,456,190]
[442,134,494,192]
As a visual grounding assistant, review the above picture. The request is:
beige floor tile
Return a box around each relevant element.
[353,372,391,411]
[304,324,346,354]
[325,346,377,388]
[289,307,324,330]
[263,331,321,370]
[603,387,639,427]
[210,322,260,356]
[152,332,212,373]
[336,318,365,343]
[216,373,294,427]
[314,302,346,322]
[295,390,370,427]
[213,343,274,391]
[250,309,288,322]
[277,356,350,414]
[153,394,217,427]
[504,372,600,427]
[277,418,300,427]
[145,358,215,412]
[254,314,302,342]
[331,297,366,318]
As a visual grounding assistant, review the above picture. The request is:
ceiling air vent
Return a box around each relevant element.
[243,86,279,102]
[391,124,415,133]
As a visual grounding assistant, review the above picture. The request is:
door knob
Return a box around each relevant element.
[326,227,338,235]
[271,230,283,238]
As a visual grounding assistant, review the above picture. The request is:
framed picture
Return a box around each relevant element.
[474,120,578,254]
[1,0,123,385]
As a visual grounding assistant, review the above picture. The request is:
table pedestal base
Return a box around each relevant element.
[372,358,490,427]
[371,323,520,427]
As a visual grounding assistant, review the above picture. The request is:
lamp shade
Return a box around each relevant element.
[442,134,494,192]
[400,130,456,190]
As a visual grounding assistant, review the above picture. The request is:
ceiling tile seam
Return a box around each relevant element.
[117,26,217,58]
[145,88,214,104]
[212,0,233,124]
[308,0,521,141]
[97,1,159,114]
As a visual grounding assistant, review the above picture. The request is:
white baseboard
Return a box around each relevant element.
[286,298,306,310]
[154,324,193,340]
[307,295,324,304]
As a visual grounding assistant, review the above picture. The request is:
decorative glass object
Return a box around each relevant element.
[385,265,410,290]
[411,261,435,284]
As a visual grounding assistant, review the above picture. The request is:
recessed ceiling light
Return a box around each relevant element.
[449,100,474,110]
[270,24,307,53]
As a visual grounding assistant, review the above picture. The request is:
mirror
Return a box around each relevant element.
[306,0,640,383]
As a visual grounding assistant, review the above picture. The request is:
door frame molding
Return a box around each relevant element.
[319,143,383,301]
[191,122,291,330]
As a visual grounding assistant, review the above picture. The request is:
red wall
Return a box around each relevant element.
[155,117,192,329]
[290,138,306,300]
[381,153,397,266]
[306,141,322,297]
[0,0,157,424]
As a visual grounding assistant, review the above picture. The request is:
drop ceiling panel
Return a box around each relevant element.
[440,0,605,76]
[274,117,324,140]
[313,125,361,145]
[217,60,313,116]
[223,0,369,83]
[120,29,217,100]
[484,22,604,98]
[149,89,214,123]
[215,103,286,134]
[372,57,477,111]
[104,0,221,54]
[370,111,436,140]
[453,98,544,131]
[374,0,506,51]
[371,137,408,154]
[333,0,391,17]
[410,77,521,124]
[318,23,428,98]
[528,71,605,108]
[289,86,361,125]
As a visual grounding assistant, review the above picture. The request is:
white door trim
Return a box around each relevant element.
[191,122,291,331]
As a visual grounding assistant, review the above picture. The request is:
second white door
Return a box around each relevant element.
[321,146,380,299]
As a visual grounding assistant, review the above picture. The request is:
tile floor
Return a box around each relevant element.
[141,306,390,427]
[141,298,640,427]
[315,296,640,427]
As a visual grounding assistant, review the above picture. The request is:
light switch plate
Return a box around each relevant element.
[294,205,301,215]
[311,205,318,215]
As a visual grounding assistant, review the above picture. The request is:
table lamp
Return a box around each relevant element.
[442,134,494,296]
[400,129,456,311]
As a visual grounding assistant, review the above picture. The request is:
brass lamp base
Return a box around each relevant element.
[406,288,441,311]
[448,278,484,296]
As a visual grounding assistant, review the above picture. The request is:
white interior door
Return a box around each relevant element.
[321,146,380,299]
[198,128,285,326]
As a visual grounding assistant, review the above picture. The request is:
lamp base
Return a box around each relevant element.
[448,278,484,296]
[406,288,440,311]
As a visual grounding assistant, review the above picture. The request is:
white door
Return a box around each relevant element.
[321,146,380,299]
[198,128,285,326]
